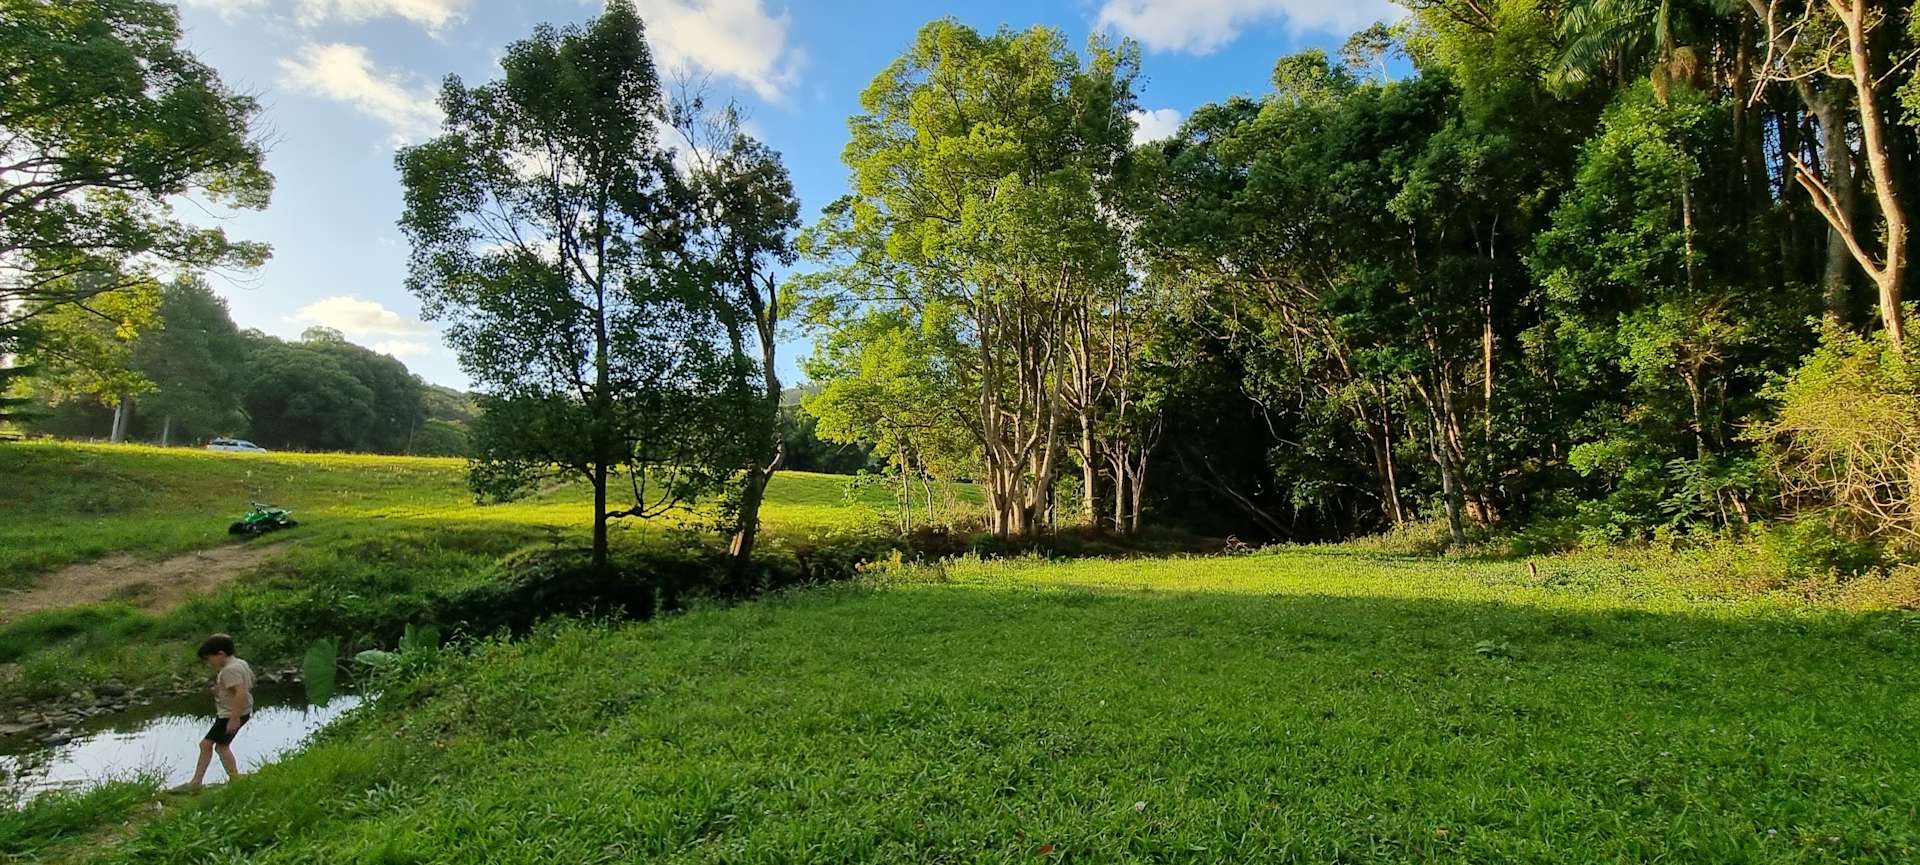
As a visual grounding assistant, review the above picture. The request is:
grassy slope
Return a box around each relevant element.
[88,552,1920,864]
[0,442,919,702]
[0,441,907,587]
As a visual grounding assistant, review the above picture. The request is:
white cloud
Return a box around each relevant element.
[179,0,270,18]
[183,0,468,30]
[628,0,803,101]
[1096,0,1401,54]
[373,339,431,357]
[296,296,431,337]
[1130,108,1184,145]
[297,0,470,29]
[278,43,444,145]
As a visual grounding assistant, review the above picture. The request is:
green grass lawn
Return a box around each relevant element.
[0,441,920,587]
[66,550,1920,864]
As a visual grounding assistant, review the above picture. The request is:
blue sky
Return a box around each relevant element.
[172,0,1400,389]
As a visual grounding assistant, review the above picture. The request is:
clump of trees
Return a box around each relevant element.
[799,21,1157,538]
[800,5,1920,554]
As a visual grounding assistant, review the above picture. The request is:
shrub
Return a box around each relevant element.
[1757,326,1920,551]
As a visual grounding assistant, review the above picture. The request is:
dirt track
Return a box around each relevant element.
[0,542,290,622]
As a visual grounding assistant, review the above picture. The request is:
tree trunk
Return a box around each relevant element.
[591,462,610,570]
[901,466,913,533]
[1838,0,1905,350]
[161,415,172,447]
[109,395,131,443]
[1812,94,1860,328]
[1080,417,1104,529]
[1683,365,1711,459]
[1435,440,1467,548]
[1417,379,1467,547]
[1127,449,1149,535]
[729,465,767,575]
[728,278,784,580]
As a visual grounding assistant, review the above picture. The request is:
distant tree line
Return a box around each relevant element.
[12,275,475,455]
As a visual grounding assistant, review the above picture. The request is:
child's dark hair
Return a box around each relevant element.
[197,634,237,659]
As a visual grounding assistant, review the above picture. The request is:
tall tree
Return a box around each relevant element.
[677,102,801,577]
[801,20,1140,537]
[0,0,271,332]
[398,0,748,569]
[130,276,247,445]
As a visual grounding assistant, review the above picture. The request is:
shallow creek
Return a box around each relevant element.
[0,685,361,798]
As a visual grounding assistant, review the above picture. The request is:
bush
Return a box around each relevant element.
[1757,326,1920,551]
[1757,518,1885,579]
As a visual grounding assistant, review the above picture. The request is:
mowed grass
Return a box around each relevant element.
[0,441,911,587]
[87,550,1920,864]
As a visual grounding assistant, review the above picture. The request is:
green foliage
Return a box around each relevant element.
[799,19,1143,537]
[17,280,161,414]
[1757,326,1920,549]
[128,276,250,442]
[302,637,338,704]
[408,419,469,457]
[0,0,272,327]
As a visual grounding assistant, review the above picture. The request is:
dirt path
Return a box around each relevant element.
[0,542,291,622]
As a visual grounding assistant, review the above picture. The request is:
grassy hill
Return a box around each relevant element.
[0,442,955,708]
[0,441,928,587]
[58,551,1920,863]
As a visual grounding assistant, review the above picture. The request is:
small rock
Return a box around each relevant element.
[0,723,31,736]
[256,672,279,686]
[95,682,128,697]
[68,691,90,703]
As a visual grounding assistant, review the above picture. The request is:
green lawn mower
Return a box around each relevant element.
[229,502,299,536]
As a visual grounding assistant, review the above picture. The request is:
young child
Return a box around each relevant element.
[181,633,255,791]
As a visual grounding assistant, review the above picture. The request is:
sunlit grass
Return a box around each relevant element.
[77,551,1920,864]
[0,441,917,586]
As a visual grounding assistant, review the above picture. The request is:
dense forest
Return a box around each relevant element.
[799,1,1920,557]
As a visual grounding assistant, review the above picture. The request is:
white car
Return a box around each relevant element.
[206,438,269,453]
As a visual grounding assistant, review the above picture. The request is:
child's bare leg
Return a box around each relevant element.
[188,739,215,788]
[215,743,240,780]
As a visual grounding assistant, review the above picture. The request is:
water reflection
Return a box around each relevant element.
[0,686,363,797]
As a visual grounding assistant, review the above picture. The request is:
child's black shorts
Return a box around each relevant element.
[204,714,250,745]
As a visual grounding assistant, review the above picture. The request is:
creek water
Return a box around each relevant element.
[0,685,362,798]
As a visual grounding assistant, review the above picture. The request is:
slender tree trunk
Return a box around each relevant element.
[109,394,131,443]
[900,466,912,533]
[1681,175,1701,294]
[1416,378,1467,546]
[592,462,610,570]
[1683,366,1711,459]
[161,415,172,447]
[729,280,784,579]
[1838,0,1906,350]
[1121,446,1136,533]
[1080,417,1104,529]
[589,210,612,572]
[1812,95,1860,328]
[1435,440,1467,548]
